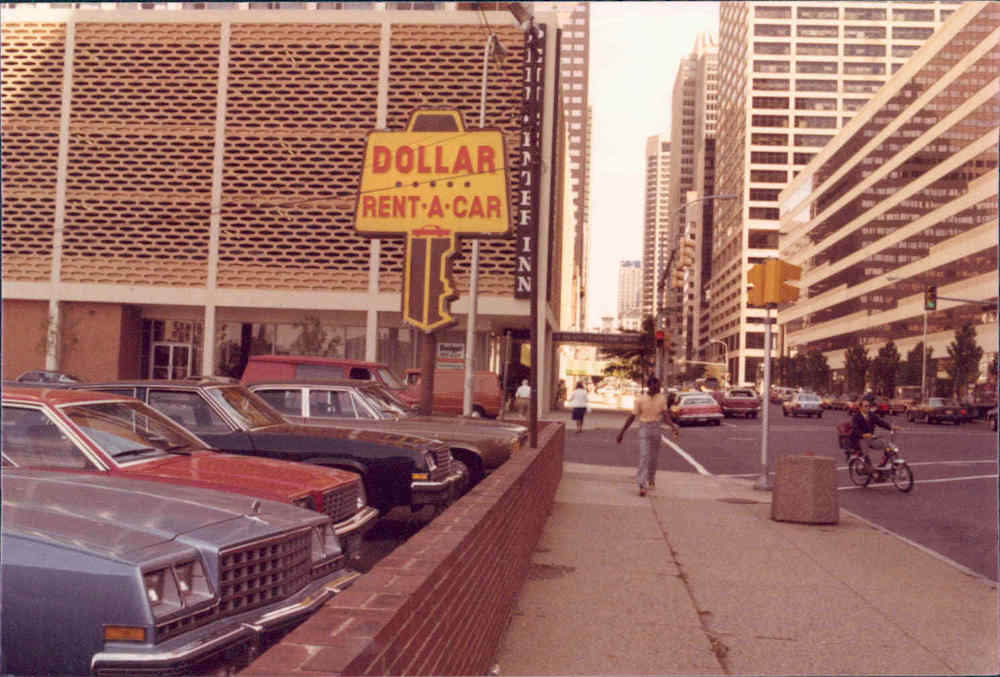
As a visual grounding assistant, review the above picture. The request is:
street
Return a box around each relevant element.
[565,402,998,582]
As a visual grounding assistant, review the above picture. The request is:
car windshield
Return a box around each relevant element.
[681,396,716,406]
[798,394,820,402]
[729,390,755,398]
[929,398,958,407]
[376,367,407,390]
[206,386,285,429]
[358,385,409,418]
[64,401,201,460]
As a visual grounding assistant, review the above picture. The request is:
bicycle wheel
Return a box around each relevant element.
[892,463,914,492]
[848,457,871,487]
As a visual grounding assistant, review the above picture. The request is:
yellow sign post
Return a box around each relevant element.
[355,109,511,332]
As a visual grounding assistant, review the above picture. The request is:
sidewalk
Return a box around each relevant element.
[494,409,999,676]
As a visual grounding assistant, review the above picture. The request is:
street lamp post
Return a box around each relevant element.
[463,32,506,417]
[709,338,729,384]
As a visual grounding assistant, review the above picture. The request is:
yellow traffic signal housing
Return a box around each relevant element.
[765,259,801,304]
[671,268,685,290]
[681,237,696,267]
[747,262,766,307]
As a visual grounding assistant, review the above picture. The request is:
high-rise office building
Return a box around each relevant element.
[643,136,671,318]
[538,1,591,330]
[778,2,998,389]
[713,1,952,385]
[617,259,642,321]
[668,33,719,368]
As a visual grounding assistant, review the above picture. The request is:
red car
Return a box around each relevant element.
[1,386,378,558]
[671,392,724,426]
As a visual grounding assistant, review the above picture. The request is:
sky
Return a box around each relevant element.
[586,2,721,327]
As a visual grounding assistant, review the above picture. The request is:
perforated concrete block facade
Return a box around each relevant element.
[1,12,527,296]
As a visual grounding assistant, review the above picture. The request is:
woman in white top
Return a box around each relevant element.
[616,376,679,496]
[568,382,589,433]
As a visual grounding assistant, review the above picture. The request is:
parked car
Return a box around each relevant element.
[671,392,723,426]
[782,391,823,418]
[769,386,795,404]
[906,397,968,424]
[15,369,81,383]
[65,379,464,513]
[2,469,359,677]
[248,379,525,485]
[2,385,378,559]
[831,393,856,411]
[402,368,504,418]
[241,355,417,407]
[718,387,761,419]
[888,396,917,415]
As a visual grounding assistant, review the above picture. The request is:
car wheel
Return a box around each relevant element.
[782,409,788,417]
[471,405,486,418]
[817,412,823,418]
[713,420,721,426]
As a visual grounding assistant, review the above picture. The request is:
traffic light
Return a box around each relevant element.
[764,259,801,304]
[671,268,685,290]
[655,330,665,347]
[747,262,766,307]
[924,285,937,311]
[680,237,696,268]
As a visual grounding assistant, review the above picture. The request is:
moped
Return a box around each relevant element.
[847,430,914,492]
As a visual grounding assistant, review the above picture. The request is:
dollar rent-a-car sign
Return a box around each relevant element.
[355,110,511,332]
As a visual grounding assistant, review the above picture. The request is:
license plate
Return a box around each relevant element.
[945,409,953,414]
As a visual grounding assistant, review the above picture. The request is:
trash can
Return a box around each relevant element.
[771,454,838,524]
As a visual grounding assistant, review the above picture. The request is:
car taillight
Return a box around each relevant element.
[960,409,967,415]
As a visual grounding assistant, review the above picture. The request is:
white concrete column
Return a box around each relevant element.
[203,22,231,375]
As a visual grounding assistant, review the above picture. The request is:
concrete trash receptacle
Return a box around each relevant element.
[771,454,838,524]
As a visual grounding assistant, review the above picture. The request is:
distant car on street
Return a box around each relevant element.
[782,391,823,418]
[906,397,968,425]
[671,392,723,426]
[718,388,761,419]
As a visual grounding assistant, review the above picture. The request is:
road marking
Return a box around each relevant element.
[661,434,712,476]
[838,473,997,490]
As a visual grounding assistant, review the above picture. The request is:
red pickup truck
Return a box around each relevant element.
[715,387,761,419]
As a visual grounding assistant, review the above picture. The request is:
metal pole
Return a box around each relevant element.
[463,35,493,417]
[755,306,773,491]
[921,310,928,401]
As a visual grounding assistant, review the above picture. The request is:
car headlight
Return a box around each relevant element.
[356,481,368,511]
[423,451,437,472]
[311,522,342,563]
[144,559,214,620]
[293,496,314,511]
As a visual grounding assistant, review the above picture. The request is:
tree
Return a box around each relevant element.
[946,323,983,399]
[804,350,831,392]
[870,340,901,398]
[599,315,655,384]
[844,342,870,395]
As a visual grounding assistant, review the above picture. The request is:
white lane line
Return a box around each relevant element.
[838,473,997,490]
[661,434,712,476]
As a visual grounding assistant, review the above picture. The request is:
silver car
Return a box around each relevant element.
[1,470,359,676]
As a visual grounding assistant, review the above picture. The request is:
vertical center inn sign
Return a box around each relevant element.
[355,110,512,332]
[516,22,546,300]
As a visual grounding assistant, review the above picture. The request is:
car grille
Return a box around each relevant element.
[427,444,453,481]
[321,481,361,523]
[154,602,220,644]
[218,528,312,616]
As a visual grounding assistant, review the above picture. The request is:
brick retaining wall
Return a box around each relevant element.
[244,420,565,676]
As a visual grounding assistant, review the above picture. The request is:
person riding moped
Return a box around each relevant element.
[848,392,899,469]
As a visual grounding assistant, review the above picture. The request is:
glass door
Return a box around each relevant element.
[151,343,192,379]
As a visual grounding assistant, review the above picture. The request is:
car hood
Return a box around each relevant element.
[297,418,509,449]
[256,421,439,452]
[402,414,526,435]
[133,451,358,501]
[2,469,325,557]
